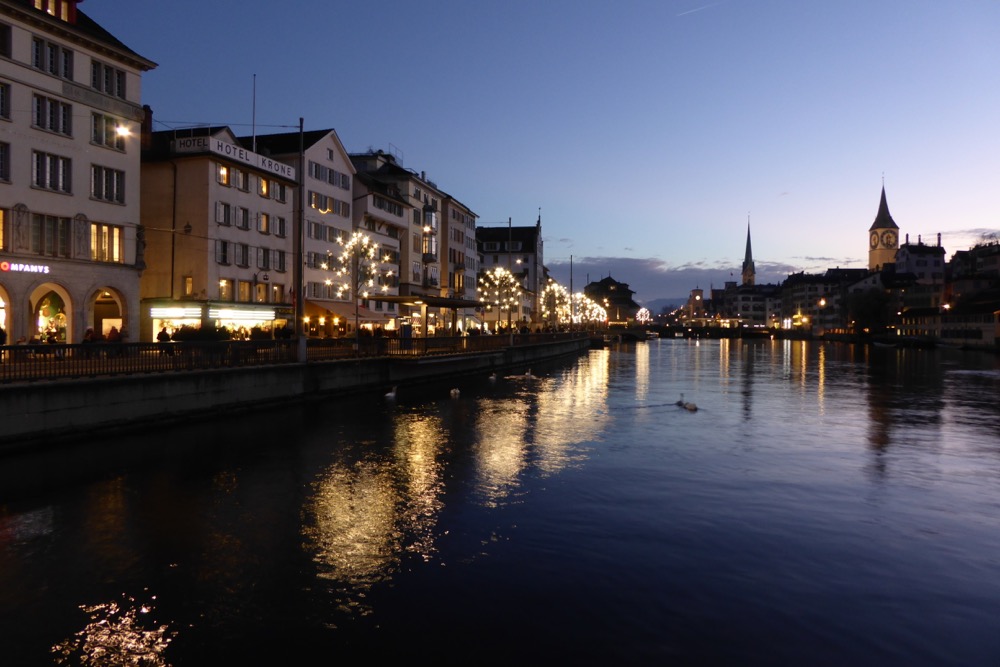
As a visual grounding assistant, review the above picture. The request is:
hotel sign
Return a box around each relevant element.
[171,136,296,181]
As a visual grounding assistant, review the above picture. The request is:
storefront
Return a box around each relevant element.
[143,300,293,341]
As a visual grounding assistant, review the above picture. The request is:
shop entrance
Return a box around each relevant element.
[34,291,68,343]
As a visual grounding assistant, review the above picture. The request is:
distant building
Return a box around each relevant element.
[584,275,640,325]
[868,186,900,271]
[477,218,544,325]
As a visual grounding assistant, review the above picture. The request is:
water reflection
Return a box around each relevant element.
[52,594,174,666]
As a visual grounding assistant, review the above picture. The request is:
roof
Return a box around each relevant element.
[477,225,541,252]
[239,129,336,156]
[869,186,899,231]
[5,0,157,70]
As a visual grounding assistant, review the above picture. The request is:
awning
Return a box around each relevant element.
[322,301,392,322]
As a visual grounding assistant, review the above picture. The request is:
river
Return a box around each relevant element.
[2,338,999,666]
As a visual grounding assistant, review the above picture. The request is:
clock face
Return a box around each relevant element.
[881,231,897,247]
[870,231,880,249]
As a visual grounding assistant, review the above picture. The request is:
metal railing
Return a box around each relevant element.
[0,332,587,384]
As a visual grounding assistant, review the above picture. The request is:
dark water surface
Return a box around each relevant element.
[2,339,1000,665]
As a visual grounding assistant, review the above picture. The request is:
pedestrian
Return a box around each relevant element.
[157,326,173,356]
[81,328,95,359]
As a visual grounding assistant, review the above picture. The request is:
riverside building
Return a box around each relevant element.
[0,0,155,343]
[246,129,385,338]
[139,125,296,340]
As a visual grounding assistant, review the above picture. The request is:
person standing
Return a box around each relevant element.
[157,327,173,356]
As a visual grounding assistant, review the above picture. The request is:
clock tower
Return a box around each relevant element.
[868,185,899,271]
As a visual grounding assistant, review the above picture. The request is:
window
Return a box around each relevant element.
[30,214,71,257]
[215,240,231,265]
[91,60,126,99]
[274,217,286,238]
[0,142,8,182]
[0,23,10,58]
[374,195,402,217]
[0,82,9,119]
[90,222,122,262]
[32,151,71,192]
[236,207,250,230]
[257,213,270,234]
[217,164,230,185]
[32,37,73,79]
[91,165,125,203]
[216,202,232,226]
[235,243,250,267]
[32,95,71,135]
[91,113,125,150]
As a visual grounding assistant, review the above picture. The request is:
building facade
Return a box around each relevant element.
[139,126,296,340]
[0,0,155,343]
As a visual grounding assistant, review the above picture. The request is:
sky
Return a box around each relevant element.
[85,0,1000,306]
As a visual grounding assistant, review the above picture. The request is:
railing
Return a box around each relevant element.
[0,332,588,384]
[0,340,298,384]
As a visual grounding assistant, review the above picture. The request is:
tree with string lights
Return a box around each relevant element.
[333,231,393,350]
[541,279,571,329]
[477,266,521,333]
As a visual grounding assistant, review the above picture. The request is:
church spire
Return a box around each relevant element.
[742,216,755,286]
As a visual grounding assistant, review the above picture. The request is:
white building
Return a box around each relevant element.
[0,0,155,343]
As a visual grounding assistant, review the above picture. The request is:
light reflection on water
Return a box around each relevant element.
[1,340,999,664]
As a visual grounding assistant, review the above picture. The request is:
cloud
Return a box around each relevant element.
[543,255,825,305]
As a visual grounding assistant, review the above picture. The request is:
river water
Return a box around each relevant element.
[2,338,1000,666]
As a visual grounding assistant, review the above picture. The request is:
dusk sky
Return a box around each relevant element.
[86,0,1000,305]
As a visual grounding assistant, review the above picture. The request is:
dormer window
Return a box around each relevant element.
[34,0,79,23]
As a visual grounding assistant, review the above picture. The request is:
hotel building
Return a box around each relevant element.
[139,125,296,340]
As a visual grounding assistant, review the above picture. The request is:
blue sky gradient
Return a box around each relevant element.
[86,0,1000,304]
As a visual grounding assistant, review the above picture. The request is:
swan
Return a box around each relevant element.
[385,386,397,400]
[450,388,460,398]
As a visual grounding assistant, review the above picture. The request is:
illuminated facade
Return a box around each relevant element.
[0,0,155,343]
[139,126,296,340]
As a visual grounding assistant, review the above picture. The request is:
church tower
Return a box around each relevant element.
[868,185,900,271]
[741,220,755,286]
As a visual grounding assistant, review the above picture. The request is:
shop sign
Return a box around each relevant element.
[1,261,51,274]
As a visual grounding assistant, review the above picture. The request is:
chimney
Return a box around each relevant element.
[141,105,153,150]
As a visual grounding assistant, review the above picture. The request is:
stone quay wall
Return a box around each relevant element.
[0,337,589,451]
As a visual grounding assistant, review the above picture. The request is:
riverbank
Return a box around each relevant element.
[0,336,590,452]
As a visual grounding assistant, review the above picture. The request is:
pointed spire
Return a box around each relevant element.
[870,184,899,231]
[742,216,755,286]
